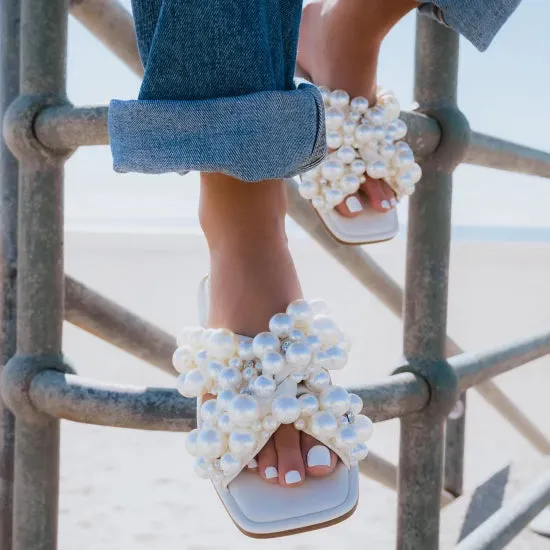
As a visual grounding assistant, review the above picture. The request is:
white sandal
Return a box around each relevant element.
[171,277,373,537]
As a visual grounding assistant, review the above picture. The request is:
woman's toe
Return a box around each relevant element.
[301,432,338,478]
[257,437,279,484]
[274,425,306,487]
[334,193,365,217]
[361,178,394,212]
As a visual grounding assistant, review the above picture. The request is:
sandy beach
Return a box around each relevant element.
[59,231,550,549]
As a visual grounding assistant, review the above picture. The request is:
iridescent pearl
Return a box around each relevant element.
[306,368,331,392]
[407,163,422,184]
[177,326,204,348]
[324,346,348,370]
[350,442,369,462]
[319,86,331,105]
[349,393,364,415]
[334,424,359,449]
[217,413,233,433]
[185,428,200,456]
[195,349,209,372]
[336,145,356,164]
[393,119,407,139]
[325,107,345,130]
[350,96,369,113]
[354,414,374,442]
[367,107,385,125]
[206,360,224,380]
[379,142,396,160]
[177,369,205,398]
[237,338,254,360]
[197,427,226,459]
[272,396,301,424]
[229,430,257,457]
[338,174,361,195]
[294,418,306,431]
[286,342,312,369]
[366,160,389,180]
[209,329,237,360]
[228,357,243,370]
[252,332,280,358]
[395,141,410,153]
[350,159,367,176]
[194,457,213,479]
[326,130,343,150]
[216,389,237,412]
[261,351,285,376]
[342,120,357,135]
[395,171,415,190]
[305,334,322,353]
[220,452,241,475]
[298,180,319,200]
[242,366,257,382]
[309,299,329,316]
[172,346,194,373]
[321,159,345,181]
[252,375,276,398]
[323,187,344,207]
[373,125,386,140]
[217,367,242,390]
[262,415,278,432]
[201,399,219,424]
[286,300,314,328]
[252,421,263,432]
[311,196,328,212]
[320,386,351,416]
[268,313,293,338]
[393,147,415,168]
[344,135,354,145]
[228,394,260,427]
[298,393,319,416]
[329,89,350,108]
[311,315,341,346]
[360,147,382,165]
[289,328,305,342]
[310,410,338,437]
[355,124,375,144]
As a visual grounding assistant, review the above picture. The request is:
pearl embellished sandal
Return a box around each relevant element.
[171,276,373,537]
[296,71,421,244]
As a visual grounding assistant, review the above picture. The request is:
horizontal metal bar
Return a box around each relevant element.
[27,370,429,430]
[65,275,176,375]
[454,469,550,550]
[69,0,143,77]
[465,131,550,179]
[452,331,550,392]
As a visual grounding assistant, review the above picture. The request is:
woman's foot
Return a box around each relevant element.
[199,173,338,486]
[297,0,416,218]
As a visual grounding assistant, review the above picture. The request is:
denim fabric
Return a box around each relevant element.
[418,0,522,51]
[109,0,326,181]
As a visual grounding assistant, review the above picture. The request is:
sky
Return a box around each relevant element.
[65,0,550,230]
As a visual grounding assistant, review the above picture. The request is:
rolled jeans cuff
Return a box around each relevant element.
[108,82,326,182]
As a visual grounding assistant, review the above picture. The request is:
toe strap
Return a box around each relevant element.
[173,298,373,488]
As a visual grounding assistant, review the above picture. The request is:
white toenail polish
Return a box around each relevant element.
[285,470,302,485]
[381,200,390,209]
[247,459,258,469]
[345,196,363,213]
[307,445,331,468]
[265,466,278,479]
[390,198,397,207]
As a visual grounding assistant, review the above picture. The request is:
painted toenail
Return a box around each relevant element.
[390,198,397,207]
[381,200,390,209]
[345,196,363,213]
[307,445,331,468]
[285,470,302,485]
[264,466,278,479]
[247,458,258,469]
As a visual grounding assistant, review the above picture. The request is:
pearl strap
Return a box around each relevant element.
[299,87,422,213]
[173,299,373,488]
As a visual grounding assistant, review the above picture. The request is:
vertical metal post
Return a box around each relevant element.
[12,0,68,549]
[0,1,21,547]
[397,15,461,550]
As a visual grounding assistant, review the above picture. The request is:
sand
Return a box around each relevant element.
[58,231,550,549]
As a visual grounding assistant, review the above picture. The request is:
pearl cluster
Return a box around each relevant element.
[173,299,373,487]
[299,87,421,213]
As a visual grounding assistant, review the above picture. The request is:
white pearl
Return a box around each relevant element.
[286,342,313,369]
[395,171,415,192]
[201,399,219,424]
[379,142,396,160]
[344,135,354,145]
[395,141,410,153]
[298,393,319,416]
[334,424,359,449]
[336,145,356,164]
[309,299,330,316]
[209,329,237,360]
[367,106,385,125]
[252,332,280,358]
[228,430,257,457]
[354,414,374,442]
[177,326,204,348]
[242,365,257,382]
[311,196,328,212]
[338,174,361,196]
[325,107,345,130]
[318,86,331,105]
[217,367,242,390]
[350,159,367,176]
[220,452,241,475]
[393,119,407,140]
[287,299,313,326]
[289,328,305,341]
[195,349,209,372]
[360,147,382,165]
[262,415,278,432]
[393,147,415,168]
[342,120,357,135]
[272,395,301,424]
[312,351,331,370]
[406,162,422,184]
[237,338,254,360]
[177,369,205,398]
[172,346,194,373]
[252,375,276,398]
[291,373,306,383]
[298,180,319,200]
[306,368,331,392]
[251,421,262,432]
[350,442,369,462]
[206,360,223,380]
[366,160,389,180]
[216,389,237,412]
[350,96,369,113]
[320,386,351,416]
[324,346,348,370]
[329,89,350,108]
[311,315,341,346]
[326,130,343,150]
[321,159,345,181]
[261,351,285,376]
[269,313,293,339]
[217,413,233,433]
[323,187,344,207]
[185,428,200,456]
[310,410,338,438]
[349,393,364,415]
[294,418,306,431]
[355,124,375,144]
[373,125,386,140]
[305,334,322,353]
[194,457,213,479]
[228,394,260,427]
[197,427,226,459]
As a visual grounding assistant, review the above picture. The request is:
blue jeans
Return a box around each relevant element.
[109,0,521,181]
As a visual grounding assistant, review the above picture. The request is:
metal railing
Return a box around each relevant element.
[1,0,549,548]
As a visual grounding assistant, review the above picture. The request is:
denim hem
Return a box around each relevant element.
[108,82,327,183]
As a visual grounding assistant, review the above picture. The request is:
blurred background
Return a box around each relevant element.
[58,1,550,548]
